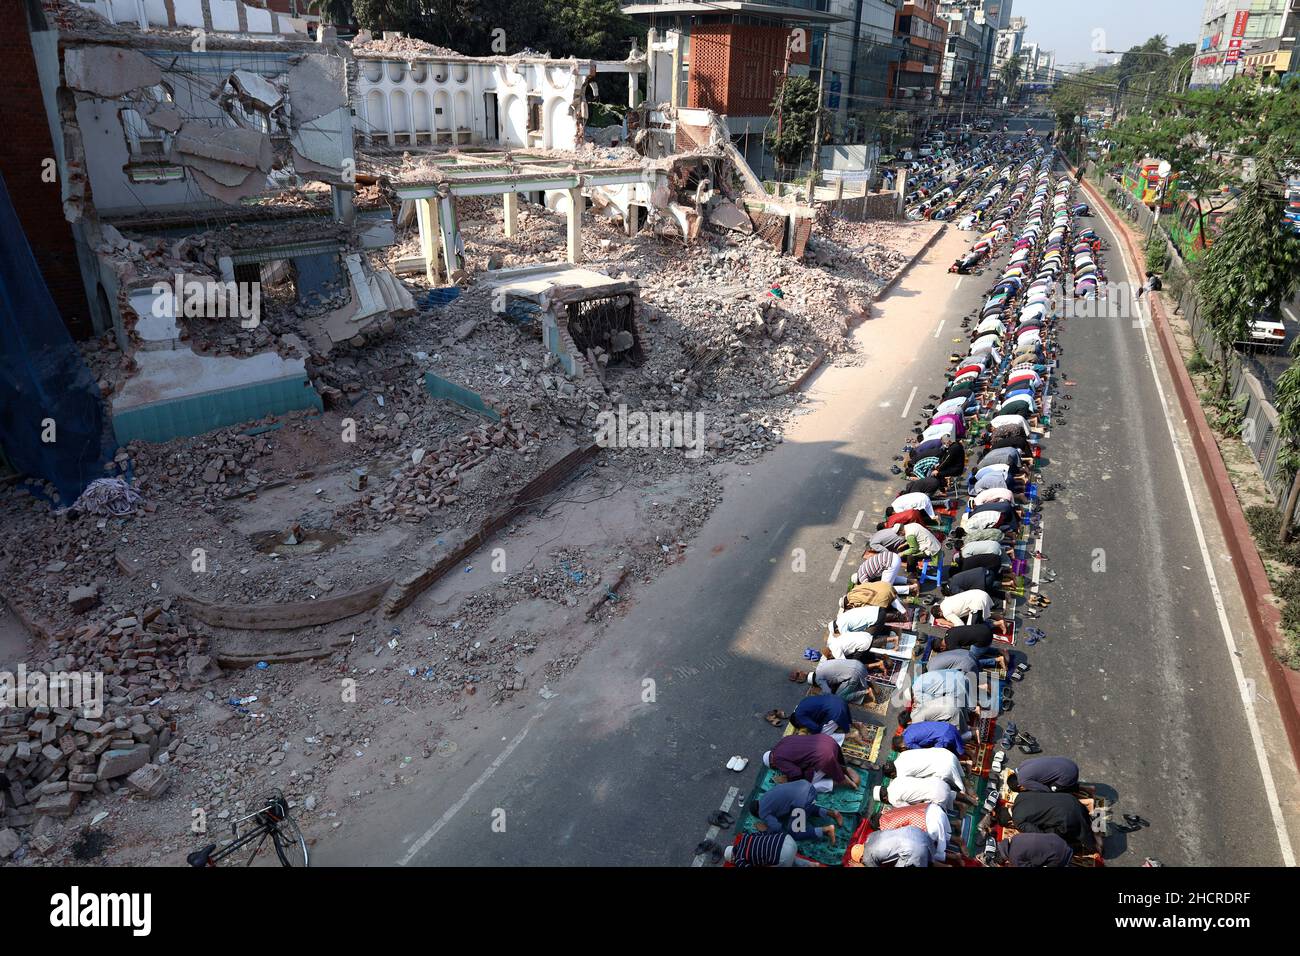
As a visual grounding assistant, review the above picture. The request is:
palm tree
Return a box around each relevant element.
[1001,54,1022,102]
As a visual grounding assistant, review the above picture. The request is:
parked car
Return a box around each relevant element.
[1241,309,1287,351]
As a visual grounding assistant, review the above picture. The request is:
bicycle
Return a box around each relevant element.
[187,789,310,867]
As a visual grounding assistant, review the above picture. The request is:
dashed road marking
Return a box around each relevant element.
[900,386,918,419]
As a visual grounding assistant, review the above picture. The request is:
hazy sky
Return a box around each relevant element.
[1009,0,1200,68]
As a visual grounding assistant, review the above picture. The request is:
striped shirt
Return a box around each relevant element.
[857,551,900,583]
[731,832,788,867]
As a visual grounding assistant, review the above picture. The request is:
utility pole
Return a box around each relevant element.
[775,31,794,142]
[809,29,830,189]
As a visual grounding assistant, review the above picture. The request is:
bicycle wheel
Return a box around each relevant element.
[272,815,310,867]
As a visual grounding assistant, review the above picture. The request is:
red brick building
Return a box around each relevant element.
[1,0,94,337]
[686,22,810,116]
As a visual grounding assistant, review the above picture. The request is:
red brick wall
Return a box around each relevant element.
[689,24,809,118]
[0,1,93,338]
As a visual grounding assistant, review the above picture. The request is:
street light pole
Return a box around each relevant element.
[809,29,830,188]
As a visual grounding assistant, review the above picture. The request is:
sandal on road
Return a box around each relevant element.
[764,709,787,727]
[694,839,724,864]
[709,810,735,828]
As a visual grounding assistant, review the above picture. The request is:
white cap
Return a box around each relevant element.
[762,751,772,768]
[723,846,735,863]
[873,785,884,802]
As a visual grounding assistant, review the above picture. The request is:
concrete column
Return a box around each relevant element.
[566,188,583,264]
[624,203,639,237]
[416,197,439,284]
[436,194,459,280]
[503,190,519,238]
[332,184,356,227]
[895,166,908,218]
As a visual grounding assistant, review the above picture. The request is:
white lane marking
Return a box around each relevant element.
[396,702,552,865]
[934,319,946,339]
[955,277,965,290]
[1110,212,1297,867]
[829,509,867,582]
[900,385,918,419]
[691,786,741,867]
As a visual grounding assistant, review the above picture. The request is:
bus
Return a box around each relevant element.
[1121,161,1176,210]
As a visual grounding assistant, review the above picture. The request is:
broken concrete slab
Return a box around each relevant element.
[97,744,151,781]
[187,164,269,203]
[144,106,183,132]
[229,70,284,111]
[67,585,100,613]
[64,46,163,98]
[287,54,347,124]
[126,763,170,799]
[707,197,754,235]
[173,123,272,173]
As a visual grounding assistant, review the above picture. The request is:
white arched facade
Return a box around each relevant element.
[354,55,590,150]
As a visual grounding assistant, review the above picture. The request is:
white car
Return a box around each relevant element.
[1245,313,1287,350]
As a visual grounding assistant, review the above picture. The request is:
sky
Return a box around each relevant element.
[1008,0,1200,69]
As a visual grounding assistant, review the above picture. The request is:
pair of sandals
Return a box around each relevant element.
[1024,626,1047,646]
[1116,814,1151,834]
[1009,661,1031,681]
[693,810,739,860]
[998,726,1040,753]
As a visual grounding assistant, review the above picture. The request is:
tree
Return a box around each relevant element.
[352,0,422,32]
[877,110,912,154]
[1001,53,1022,102]
[766,75,823,172]
[306,0,353,26]
[1198,149,1300,398]
[551,0,640,61]
[1050,76,1089,162]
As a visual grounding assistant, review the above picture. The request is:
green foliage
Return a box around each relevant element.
[1144,235,1168,273]
[586,100,624,128]
[306,0,353,25]
[1277,568,1300,604]
[1186,348,1210,374]
[1200,150,1300,370]
[382,0,641,60]
[1204,393,1246,437]
[765,76,824,170]
[352,0,421,31]
[1247,505,1300,564]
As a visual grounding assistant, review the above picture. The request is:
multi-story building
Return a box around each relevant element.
[938,1,997,108]
[990,14,1026,92]
[1190,0,1300,88]
[620,1,844,171]
[823,0,909,140]
[980,0,1013,31]
[889,0,949,99]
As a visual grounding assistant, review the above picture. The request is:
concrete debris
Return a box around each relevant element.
[286,54,347,125]
[228,70,284,111]
[63,46,162,98]
[0,603,209,833]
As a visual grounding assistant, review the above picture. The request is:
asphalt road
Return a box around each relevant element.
[319,181,1299,867]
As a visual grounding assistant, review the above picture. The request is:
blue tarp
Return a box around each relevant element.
[0,173,113,505]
